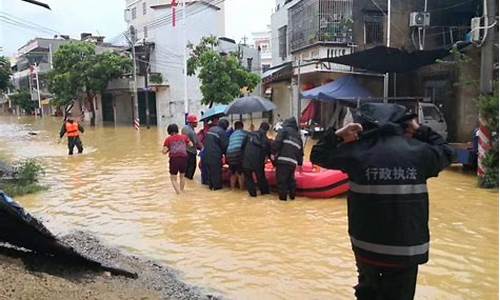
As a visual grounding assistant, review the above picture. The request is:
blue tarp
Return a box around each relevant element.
[300,76,373,104]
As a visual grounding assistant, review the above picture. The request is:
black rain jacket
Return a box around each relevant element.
[203,125,229,164]
[242,128,271,170]
[311,103,454,267]
[273,117,304,167]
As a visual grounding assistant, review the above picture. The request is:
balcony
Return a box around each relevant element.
[289,0,354,53]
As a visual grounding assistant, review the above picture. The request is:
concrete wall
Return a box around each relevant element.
[271,81,293,121]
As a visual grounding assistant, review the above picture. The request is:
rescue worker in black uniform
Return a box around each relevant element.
[203,119,229,190]
[273,117,304,201]
[311,103,453,300]
[59,115,84,155]
[242,122,271,197]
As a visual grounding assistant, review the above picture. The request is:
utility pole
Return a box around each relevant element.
[296,58,302,122]
[182,0,188,122]
[34,63,42,117]
[480,0,497,95]
[48,43,53,69]
[129,25,140,129]
[144,39,151,129]
[383,0,391,101]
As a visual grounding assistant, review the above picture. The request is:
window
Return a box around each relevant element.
[364,15,384,45]
[278,26,287,60]
[131,7,137,19]
[422,106,442,121]
[143,2,147,15]
[364,13,384,45]
[144,26,148,38]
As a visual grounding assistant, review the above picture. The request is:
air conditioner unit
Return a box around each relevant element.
[471,17,481,42]
[409,12,430,27]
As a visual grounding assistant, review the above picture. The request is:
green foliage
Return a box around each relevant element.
[477,84,499,132]
[0,159,46,196]
[15,159,45,185]
[10,90,36,113]
[48,42,132,108]
[478,83,499,188]
[187,36,261,106]
[149,73,163,84]
[0,56,12,93]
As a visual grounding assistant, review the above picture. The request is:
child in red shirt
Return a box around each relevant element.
[162,124,192,194]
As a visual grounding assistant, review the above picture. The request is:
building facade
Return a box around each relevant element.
[266,0,494,142]
[124,0,226,128]
[252,28,272,72]
[9,35,123,120]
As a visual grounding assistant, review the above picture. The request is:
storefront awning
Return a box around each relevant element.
[316,45,455,73]
[262,62,293,84]
[300,76,372,103]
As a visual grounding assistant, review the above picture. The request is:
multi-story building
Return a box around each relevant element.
[265,0,493,142]
[252,28,272,72]
[9,34,125,119]
[122,0,226,128]
[10,37,74,116]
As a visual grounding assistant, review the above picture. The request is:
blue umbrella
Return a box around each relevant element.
[199,104,228,122]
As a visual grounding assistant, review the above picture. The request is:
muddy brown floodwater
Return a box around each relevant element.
[0,115,497,300]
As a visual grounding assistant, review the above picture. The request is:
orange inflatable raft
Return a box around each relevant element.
[264,162,349,199]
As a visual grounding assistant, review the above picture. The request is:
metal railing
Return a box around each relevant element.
[289,0,353,53]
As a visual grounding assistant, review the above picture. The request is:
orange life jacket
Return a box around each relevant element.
[65,122,79,137]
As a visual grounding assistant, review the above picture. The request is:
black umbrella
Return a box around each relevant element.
[225,95,277,115]
[318,46,451,73]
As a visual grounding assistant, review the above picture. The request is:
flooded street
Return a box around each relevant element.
[0,116,497,300]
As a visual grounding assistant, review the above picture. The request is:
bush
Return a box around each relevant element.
[15,159,45,184]
[478,83,499,188]
[0,159,47,196]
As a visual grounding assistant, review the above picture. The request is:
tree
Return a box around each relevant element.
[10,90,36,114]
[187,36,261,107]
[0,56,12,93]
[48,42,132,126]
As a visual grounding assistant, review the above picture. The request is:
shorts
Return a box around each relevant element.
[169,156,187,175]
[229,163,243,175]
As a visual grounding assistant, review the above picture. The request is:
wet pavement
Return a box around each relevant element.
[0,115,498,299]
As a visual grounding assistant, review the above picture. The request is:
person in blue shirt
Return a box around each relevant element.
[226,121,247,189]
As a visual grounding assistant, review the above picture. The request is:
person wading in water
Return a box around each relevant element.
[59,114,84,155]
[311,103,453,300]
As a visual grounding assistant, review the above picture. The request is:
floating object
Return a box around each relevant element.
[265,162,349,199]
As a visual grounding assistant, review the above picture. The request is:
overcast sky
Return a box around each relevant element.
[0,0,273,56]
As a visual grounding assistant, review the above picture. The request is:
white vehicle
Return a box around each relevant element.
[386,99,448,140]
[418,102,448,140]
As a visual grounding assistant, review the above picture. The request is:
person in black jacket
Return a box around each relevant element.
[273,117,304,201]
[203,119,229,190]
[242,122,271,197]
[310,103,453,300]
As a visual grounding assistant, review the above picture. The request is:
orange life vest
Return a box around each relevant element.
[65,122,79,137]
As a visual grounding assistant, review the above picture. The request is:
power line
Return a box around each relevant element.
[0,11,60,35]
[0,16,57,36]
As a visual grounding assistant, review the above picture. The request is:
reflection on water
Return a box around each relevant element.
[0,116,497,299]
